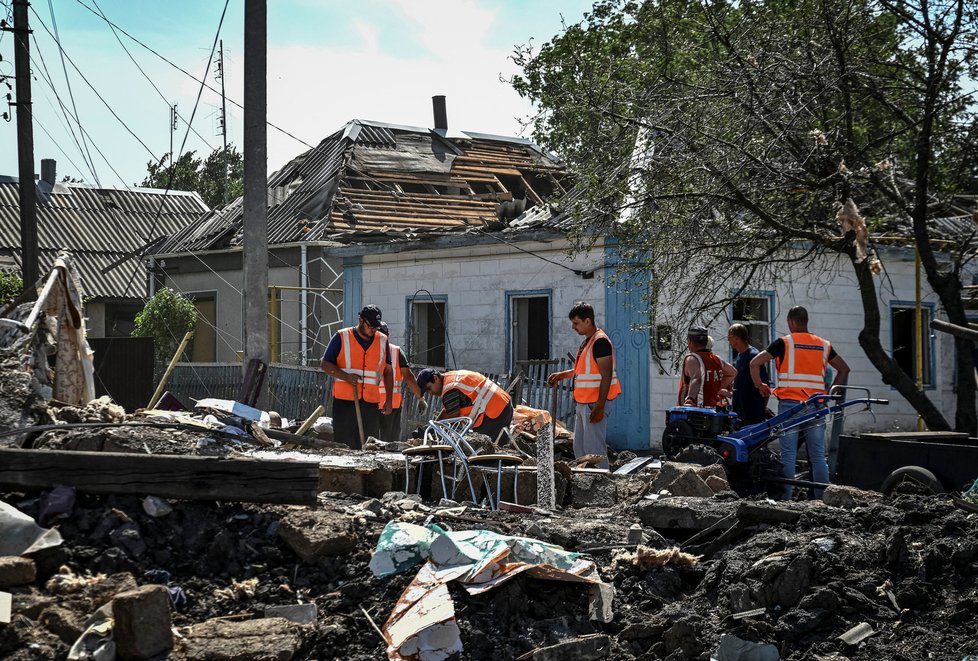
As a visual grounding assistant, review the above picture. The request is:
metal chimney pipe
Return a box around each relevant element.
[41,159,57,186]
[432,95,448,135]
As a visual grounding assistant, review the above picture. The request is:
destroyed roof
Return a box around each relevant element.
[0,179,209,298]
[154,119,567,254]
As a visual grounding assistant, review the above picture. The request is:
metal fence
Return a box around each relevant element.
[167,358,576,435]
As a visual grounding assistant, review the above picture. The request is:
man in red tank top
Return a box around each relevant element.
[678,326,736,407]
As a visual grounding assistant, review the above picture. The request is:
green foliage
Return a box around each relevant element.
[140,145,244,209]
[0,271,23,305]
[132,288,198,365]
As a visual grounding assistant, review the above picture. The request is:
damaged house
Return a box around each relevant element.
[153,105,654,450]
[0,160,209,337]
[152,101,976,450]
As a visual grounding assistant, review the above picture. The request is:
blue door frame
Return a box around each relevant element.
[603,242,651,450]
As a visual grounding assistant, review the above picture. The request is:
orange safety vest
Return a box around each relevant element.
[378,344,403,410]
[773,332,830,401]
[573,329,621,404]
[332,327,388,403]
[441,370,510,428]
[677,349,724,407]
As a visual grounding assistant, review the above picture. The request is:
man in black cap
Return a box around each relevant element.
[678,325,736,408]
[320,305,393,448]
[416,368,514,442]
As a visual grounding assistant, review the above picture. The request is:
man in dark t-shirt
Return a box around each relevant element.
[726,324,769,424]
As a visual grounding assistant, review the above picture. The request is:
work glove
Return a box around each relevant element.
[418,399,429,415]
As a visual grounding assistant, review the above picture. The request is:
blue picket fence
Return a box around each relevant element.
[166,358,576,435]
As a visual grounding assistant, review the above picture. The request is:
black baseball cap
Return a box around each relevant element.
[359,305,383,328]
[417,368,437,391]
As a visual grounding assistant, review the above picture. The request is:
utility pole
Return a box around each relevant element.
[169,103,178,164]
[242,0,269,365]
[12,0,39,294]
[216,39,229,205]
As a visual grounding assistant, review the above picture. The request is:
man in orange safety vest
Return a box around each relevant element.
[417,368,514,443]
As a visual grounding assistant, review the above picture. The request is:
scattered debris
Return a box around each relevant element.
[612,545,700,570]
[711,633,779,661]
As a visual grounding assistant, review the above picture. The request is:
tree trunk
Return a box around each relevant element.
[851,256,951,430]
[932,276,978,434]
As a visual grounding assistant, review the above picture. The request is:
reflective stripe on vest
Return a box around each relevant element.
[573,329,621,404]
[774,332,830,401]
[333,327,387,403]
[378,344,403,409]
[442,370,510,428]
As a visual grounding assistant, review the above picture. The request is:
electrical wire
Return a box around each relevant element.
[88,0,216,152]
[72,0,316,151]
[408,288,457,369]
[116,0,230,303]
[46,0,99,185]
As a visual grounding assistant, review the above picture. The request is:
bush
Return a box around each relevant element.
[132,288,198,365]
[0,271,23,306]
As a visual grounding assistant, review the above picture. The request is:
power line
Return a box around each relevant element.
[117,0,230,303]
[45,0,99,184]
[29,32,99,183]
[29,5,164,164]
[72,0,316,151]
[88,0,216,152]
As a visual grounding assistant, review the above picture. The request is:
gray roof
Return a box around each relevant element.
[155,119,565,254]
[0,178,209,298]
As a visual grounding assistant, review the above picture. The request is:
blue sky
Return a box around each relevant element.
[0,0,594,187]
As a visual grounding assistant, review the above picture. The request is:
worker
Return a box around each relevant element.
[416,368,513,443]
[319,305,393,449]
[750,305,850,499]
[727,323,770,425]
[377,322,427,442]
[547,301,620,470]
[678,325,736,407]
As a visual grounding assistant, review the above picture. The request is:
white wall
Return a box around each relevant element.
[647,248,968,440]
[360,239,608,373]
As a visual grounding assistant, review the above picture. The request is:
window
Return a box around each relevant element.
[731,295,773,350]
[509,293,550,369]
[409,300,446,367]
[104,303,143,338]
[891,303,934,387]
[190,293,217,362]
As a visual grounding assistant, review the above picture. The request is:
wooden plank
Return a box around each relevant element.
[0,448,321,505]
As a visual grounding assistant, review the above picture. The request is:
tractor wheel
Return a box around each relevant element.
[662,420,696,459]
[880,466,944,498]
[675,443,724,467]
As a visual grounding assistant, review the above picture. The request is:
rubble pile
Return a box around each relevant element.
[0,482,976,660]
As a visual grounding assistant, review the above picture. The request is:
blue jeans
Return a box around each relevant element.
[778,398,829,499]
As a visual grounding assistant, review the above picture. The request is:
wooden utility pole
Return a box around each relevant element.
[217,39,229,205]
[242,0,269,365]
[12,0,39,293]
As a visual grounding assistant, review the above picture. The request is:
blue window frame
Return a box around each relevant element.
[505,289,552,371]
[890,300,936,389]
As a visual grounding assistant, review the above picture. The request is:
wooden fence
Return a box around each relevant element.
[166,357,576,437]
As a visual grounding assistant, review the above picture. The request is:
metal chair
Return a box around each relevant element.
[401,418,472,500]
[431,417,522,510]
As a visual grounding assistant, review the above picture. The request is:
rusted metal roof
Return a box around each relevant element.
[0,179,208,298]
[155,119,566,255]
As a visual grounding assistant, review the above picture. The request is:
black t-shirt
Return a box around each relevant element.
[442,389,471,415]
[766,337,837,363]
[576,336,613,363]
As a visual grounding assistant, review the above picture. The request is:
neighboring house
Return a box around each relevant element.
[153,109,970,450]
[0,159,209,337]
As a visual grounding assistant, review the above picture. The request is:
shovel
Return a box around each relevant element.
[353,391,367,449]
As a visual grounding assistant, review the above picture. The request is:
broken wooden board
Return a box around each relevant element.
[0,448,320,505]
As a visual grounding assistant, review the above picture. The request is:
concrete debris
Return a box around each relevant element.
[141,495,173,518]
[277,509,358,562]
[711,633,779,661]
[180,617,302,660]
[570,472,616,508]
[837,621,876,645]
[0,556,37,587]
[822,484,883,509]
[111,585,173,660]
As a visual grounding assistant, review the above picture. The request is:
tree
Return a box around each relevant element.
[513,0,978,431]
[139,145,244,209]
[132,288,199,367]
